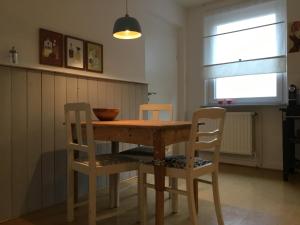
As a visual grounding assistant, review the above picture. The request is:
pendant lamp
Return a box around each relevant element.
[113,0,142,39]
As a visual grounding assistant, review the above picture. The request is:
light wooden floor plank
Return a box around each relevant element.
[3,165,300,225]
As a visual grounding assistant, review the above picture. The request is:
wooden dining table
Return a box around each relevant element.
[90,119,192,225]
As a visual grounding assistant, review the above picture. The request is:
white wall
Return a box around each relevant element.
[0,0,146,83]
[185,1,286,170]
[143,0,186,27]
[144,15,179,118]
[142,0,186,120]
[0,0,186,84]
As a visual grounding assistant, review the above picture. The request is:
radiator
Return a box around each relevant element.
[221,112,255,155]
[201,112,255,156]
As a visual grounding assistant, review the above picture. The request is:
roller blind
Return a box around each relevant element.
[203,0,286,80]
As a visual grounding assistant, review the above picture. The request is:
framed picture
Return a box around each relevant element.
[39,28,63,67]
[65,35,85,70]
[288,21,300,53]
[85,41,103,73]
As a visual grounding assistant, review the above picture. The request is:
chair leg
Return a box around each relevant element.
[89,174,97,225]
[193,179,199,213]
[168,177,172,199]
[138,168,147,225]
[115,174,120,207]
[170,177,178,213]
[109,175,114,208]
[109,174,120,208]
[186,177,198,225]
[212,172,224,225]
[67,163,74,222]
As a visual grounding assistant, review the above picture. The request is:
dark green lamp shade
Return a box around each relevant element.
[113,14,142,39]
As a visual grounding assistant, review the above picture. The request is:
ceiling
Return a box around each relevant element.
[173,0,215,8]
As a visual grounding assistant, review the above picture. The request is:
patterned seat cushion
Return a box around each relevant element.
[160,155,211,169]
[77,154,139,167]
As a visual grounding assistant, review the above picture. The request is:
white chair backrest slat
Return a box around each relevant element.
[186,107,226,169]
[139,104,173,121]
[65,103,96,167]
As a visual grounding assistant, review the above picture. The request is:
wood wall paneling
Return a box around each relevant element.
[86,79,106,190]
[77,78,89,197]
[87,79,98,120]
[78,78,88,102]
[97,80,110,187]
[0,66,148,220]
[41,73,55,207]
[11,69,28,217]
[66,77,78,103]
[54,75,67,204]
[129,83,138,178]
[97,81,110,157]
[27,71,42,212]
[0,67,12,222]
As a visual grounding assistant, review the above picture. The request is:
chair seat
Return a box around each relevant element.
[77,154,139,167]
[121,146,154,156]
[120,146,154,162]
[149,155,211,169]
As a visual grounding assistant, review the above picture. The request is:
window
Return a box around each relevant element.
[203,0,286,105]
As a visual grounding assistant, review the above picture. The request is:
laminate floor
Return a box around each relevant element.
[2,165,300,225]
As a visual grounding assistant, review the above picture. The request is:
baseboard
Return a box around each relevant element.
[220,156,259,167]
[0,218,10,224]
[261,163,283,171]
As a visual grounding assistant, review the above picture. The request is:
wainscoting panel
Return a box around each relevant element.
[0,66,148,222]
[27,71,42,213]
[11,69,28,217]
[0,67,12,221]
[54,76,67,205]
[42,73,56,208]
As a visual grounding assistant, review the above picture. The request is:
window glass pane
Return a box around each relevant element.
[217,14,276,34]
[203,0,285,36]
[211,23,280,65]
[215,73,277,99]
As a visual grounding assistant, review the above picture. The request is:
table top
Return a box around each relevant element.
[72,120,192,146]
[91,120,192,129]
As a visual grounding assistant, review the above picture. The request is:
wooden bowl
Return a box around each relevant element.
[93,108,120,121]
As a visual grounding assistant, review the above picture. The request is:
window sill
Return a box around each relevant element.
[202,103,287,108]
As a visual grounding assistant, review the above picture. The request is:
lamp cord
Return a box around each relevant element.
[126,0,128,15]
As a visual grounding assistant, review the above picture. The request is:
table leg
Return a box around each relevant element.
[153,133,166,225]
[109,141,120,208]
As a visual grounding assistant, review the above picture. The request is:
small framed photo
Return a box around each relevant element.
[39,28,63,67]
[85,41,103,73]
[65,35,85,70]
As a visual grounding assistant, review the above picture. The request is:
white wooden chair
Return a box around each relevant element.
[138,107,226,225]
[120,103,179,212]
[65,103,139,225]
[121,103,173,160]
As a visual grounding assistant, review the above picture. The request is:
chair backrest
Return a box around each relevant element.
[186,107,226,169]
[139,104,173,121]
[65,103,96,167]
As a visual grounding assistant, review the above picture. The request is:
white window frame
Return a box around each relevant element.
[202,0,287,106]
